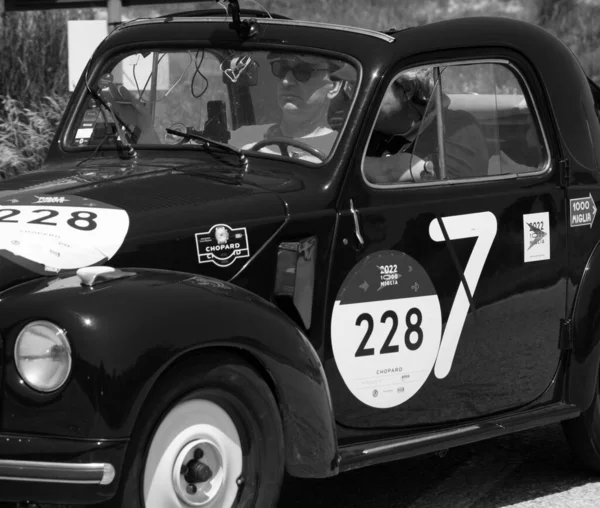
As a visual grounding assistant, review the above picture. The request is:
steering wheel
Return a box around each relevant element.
[250,137,326,161]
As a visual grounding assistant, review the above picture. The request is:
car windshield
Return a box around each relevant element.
[69,48,359,165]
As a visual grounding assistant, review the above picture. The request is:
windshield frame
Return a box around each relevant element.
[61,40,362,169]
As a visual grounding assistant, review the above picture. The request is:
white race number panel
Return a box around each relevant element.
[331,250,442,409]
[0,194,129,273]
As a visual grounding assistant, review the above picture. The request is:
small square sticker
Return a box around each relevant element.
[523,212,550,263]
[75,128,93,139]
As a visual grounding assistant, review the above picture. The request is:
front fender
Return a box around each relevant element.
[566,240,600,410]
[0,269,338,478]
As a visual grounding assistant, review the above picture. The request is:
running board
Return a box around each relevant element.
[338,403,580,472]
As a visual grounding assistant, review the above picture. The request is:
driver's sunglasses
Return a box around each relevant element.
[270,60,330,82]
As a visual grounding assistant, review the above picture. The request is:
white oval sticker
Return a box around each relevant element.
[331,250,442,409]
[0,194,129,274]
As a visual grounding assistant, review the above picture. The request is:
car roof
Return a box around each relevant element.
[113,15,396,44]
[90,14,397,87]
[89,13,599,171]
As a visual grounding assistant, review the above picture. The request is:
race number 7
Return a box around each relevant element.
[428,211,497,379]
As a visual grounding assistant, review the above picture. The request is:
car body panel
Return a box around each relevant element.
[328,179,567,428]
[0,269,338,477]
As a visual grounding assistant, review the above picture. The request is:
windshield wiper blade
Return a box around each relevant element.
[166,128,248,172]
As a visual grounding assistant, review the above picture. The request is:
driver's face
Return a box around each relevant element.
[274,58,338,121]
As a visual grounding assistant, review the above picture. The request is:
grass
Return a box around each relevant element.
[0,0,599,175]
[0,95,68,179]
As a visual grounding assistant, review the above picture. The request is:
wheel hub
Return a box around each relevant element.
[182,448,213,484]
[172,440,225,506]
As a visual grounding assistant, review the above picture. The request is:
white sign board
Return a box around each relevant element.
[119,52,171,93]
[68,20,107,91]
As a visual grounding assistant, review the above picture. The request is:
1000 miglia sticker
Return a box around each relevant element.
[331,211,498,409]
[0,194,129,274]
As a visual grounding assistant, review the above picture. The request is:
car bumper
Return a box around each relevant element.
[0,432,128,504]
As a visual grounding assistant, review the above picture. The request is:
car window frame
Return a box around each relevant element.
[62,43,363,170]
[360,58,553,190]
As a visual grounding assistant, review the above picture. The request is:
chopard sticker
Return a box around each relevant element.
[0,193,129,275]
[523,212,550,263]
[195,224,250,267]
[331,250,443,409]
[570,194,597,228]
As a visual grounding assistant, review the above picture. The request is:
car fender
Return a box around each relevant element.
[566,240,600,410]
[0,269,338,478]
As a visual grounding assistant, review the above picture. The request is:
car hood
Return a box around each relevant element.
[0,158,290,290]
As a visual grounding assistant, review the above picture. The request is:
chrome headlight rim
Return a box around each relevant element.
[14,320,72,393]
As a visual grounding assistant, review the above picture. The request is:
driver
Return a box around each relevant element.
[239,53,349,161]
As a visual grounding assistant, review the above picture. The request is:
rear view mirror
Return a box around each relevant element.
[221,54,259,86]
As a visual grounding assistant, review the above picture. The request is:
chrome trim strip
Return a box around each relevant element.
[367,171,518,191]
[125,17,396,42]
[349,199,364,247]
[362,425,480,455]
[361,58,553,189]
[0,460,115,485]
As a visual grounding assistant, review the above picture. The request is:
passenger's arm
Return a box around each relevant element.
[363,152,433,184]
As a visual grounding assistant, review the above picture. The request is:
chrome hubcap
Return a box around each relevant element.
[172,440,225,506]
[143,399,242,508]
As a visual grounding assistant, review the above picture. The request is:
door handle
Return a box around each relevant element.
[350,199,364,248]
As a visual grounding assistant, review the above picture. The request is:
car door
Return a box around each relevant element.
[325,57,567,429]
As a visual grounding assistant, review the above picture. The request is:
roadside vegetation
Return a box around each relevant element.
[0,0,598,175]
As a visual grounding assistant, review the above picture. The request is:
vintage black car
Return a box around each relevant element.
[1,1,600,506]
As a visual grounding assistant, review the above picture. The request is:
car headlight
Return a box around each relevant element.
[14,321,72,392]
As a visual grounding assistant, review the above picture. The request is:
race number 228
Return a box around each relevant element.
[354,308,423,357]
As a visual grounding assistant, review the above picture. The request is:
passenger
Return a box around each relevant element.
[363,67,489,184]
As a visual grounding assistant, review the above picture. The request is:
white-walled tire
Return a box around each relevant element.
[112,353,285,508]
[144,399,243,507]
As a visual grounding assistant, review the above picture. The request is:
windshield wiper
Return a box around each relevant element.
[166,128,249,172]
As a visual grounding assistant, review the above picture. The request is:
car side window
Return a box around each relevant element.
[362,61,549,186]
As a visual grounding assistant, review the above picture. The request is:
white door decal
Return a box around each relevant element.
[429,211,497,379]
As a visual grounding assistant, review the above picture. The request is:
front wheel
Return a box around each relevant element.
[114,354,285,507]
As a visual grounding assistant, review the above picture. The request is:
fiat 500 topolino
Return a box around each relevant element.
[1,3,600,507]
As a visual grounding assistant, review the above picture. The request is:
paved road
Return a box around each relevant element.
[279,423,600,508]
[2,423,599,507]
